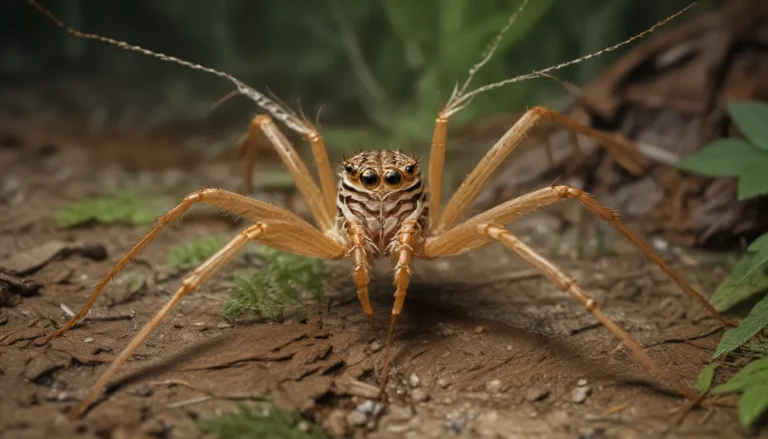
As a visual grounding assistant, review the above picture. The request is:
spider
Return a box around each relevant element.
[30,0,731,418]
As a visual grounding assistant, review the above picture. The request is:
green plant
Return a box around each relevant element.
[222,247,329,320]
[166,235,230,269]
[681,100,768,428]
[197,403,331,439]
[55,190,157,228]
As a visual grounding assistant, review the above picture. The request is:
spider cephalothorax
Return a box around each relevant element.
[31,0,730,419]
[337,151,427,259]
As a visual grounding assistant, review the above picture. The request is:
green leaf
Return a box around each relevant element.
[710,253,768,311]
[739,384,768,427]
[748,232,768,252]
[696,363,718,394]
[738,248,768,284]
[738,162,768,200]
[711,358,768,394]
[713,294,768,359]
[675,139,759,177]
[728,101,768,152]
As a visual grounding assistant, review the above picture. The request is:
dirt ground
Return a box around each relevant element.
[0,109,756,439]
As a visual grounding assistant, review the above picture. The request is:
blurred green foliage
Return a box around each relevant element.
[9,0,711,148]
[166,235,230,269]
[198,403,331,439]
[55,190,156,228]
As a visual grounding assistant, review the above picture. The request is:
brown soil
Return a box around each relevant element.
[0,116,755,439]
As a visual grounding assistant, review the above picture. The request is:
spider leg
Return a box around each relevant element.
[472,224,699,401]
[433,106,646,233]
[425,184,733,326]
[236,115,335,230]
[426,115,448,229]
[70,220,341,418]
[380,219,419,393]
[37,188,344,345]
[347,220,375,331]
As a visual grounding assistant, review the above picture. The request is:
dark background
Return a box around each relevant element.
[1,0,713,150]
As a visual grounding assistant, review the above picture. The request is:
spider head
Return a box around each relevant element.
[340,150,421,193]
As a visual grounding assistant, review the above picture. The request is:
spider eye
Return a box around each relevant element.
[360,169,379,188]
[405,164,415,174]
[384,169,402,187]
[345,164,355,174]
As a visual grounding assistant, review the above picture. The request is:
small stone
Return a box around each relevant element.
[323,409,347,438]
[485,379,502,393]
[409,373,420,387]
[365,340,383,354]
[346,410,367,427]
[525,385,549,402]
[437,377,449,388]
[386,423,410,434]
[216,322,231,329]
[135,385,153,397]
[570,385,592,404]
[297,421,311,432]
[389,405,413,421]
[356,400,377,415]
[651,236,669,253]
[577,378,588,387]
[83,337,94,343]
[473,326,485,334]
[412,388,429,403]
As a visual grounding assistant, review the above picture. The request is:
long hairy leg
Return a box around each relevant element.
[424,185,733,327]
[380,219,419,393]
[472,224,699,400]
[237,115,334,230]
[434,106,646,233]
[346,220,375,331]
[37,189,344,344]
[71,220,341,418]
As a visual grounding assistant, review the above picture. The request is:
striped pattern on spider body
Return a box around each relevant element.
[336,150,428,260]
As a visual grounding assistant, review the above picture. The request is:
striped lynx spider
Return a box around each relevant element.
[30,0,730,417]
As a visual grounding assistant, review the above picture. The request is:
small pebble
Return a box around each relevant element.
[570,385,592,404]
[356,400,377,415]
[577,378,588,387]
[297,421,310,432]
[473,326,484,334]
[437,378,449,388]
[346,411,367,427]
[389,405,413,421]
[365,340,383,354]
[525,385,549,402]
[386,423,410,434]
[409,373,420,387]
[135,386,153,397]
[83,337,94,343]
[485,379,502,393]
[651,236,669,253]
[412,388,429,403]
[216,322,231,329]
